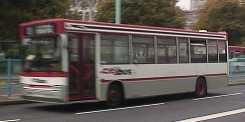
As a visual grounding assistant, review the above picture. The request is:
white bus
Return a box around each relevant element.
[19,19,228,105]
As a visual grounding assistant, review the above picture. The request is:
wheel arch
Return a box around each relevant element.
[107,80,125,99]
[195,76,207,90]
[197,76,207,82]
[194,75,208,97]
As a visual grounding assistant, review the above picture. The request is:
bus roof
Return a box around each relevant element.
[19,18,227,40]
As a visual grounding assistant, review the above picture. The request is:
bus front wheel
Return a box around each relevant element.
[107,83,124,107]
[195,77,207,98]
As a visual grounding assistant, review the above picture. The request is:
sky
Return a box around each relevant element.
[176,0,191,10]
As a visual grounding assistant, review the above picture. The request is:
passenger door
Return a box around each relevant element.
[68,33,96,101]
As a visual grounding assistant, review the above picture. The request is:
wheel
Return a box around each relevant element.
[107,84,124,107]
[195,77,207,98]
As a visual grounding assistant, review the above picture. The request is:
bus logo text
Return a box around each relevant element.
[100,67,132,75]
[32,78,47,83]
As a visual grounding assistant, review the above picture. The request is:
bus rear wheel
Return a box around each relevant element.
[195,77,207,98]
[107,84,124,107]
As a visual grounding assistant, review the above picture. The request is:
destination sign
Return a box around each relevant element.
[35,24,54,35]
[25,24,55,36]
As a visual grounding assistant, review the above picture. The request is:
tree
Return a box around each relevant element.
[194,0,245,44]
[69,0,99,20]
[0,0,71,40]
[96,0,185,28]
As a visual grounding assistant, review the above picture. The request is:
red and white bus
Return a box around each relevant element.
[229,45,245,59]
[19,19,228,105]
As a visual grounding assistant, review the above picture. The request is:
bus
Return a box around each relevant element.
[229,45,245,59]
[19,18,228,105]
[228,45,245,82]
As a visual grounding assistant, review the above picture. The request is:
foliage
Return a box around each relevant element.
[68,0,96,20]
[96,0,185,28]
[0,0,71,40]
[194,0,245,44]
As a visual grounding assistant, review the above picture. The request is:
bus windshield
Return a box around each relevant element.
[24,37,62,71]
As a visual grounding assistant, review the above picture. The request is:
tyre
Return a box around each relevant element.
[107,84,124,107]
[195,77,207,98]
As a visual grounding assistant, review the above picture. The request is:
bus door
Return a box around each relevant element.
[68,33,96,101]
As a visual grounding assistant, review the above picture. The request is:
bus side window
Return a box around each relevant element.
[157,37,177,64]
[218,40,227,63]
[68,35,79,62]
[101,34,129,64]
[207,40,218,63]
[132,36,154,64]
[178,37,189,63]
[190,39,207,63]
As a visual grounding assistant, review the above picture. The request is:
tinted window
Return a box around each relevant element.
[208,40,218,63]
[218,41,227,62]
[132,36,154,64]
[157,37,177,64]
[190,39,207,63]
[101,34,129,64]
[68,35,79,62]
[178,38,189,63]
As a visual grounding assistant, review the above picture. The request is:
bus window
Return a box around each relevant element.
[157,37,177,64]
[132,36,154,64]
[190,39,207,63]
[178,37,189,63]
[68,34,79,62]
[82,35,95,63]
[24,37,62,71]
[208,40,218,63]
[218,40,227,62]
[101,34,129,64]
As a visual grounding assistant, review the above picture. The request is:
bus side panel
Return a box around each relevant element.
[123,78,196,99]
[98,63,228,101]
[99,83,108,101]
[206,75,228,90]
[99,78,196,100]
[99,75,228,101]
[206,63,228,90]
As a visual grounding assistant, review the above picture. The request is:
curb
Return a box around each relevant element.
[228,80,245,86]
[0,100,32,106]
[0,95,34,106]
[229,82,245,86]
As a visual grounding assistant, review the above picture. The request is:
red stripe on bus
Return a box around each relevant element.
[101,73,227,83]
[28,84,52,88]
[19,71,67,77]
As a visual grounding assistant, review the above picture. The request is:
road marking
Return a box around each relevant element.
[0,119,21,122]
[76,102,165,115]
[175,108,245,122]
[193,93,243,101]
